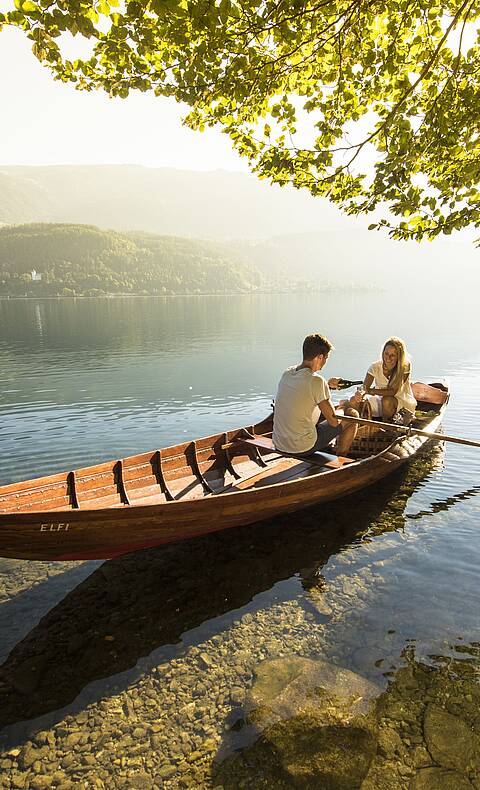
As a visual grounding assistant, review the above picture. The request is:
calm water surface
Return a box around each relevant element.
[0,294,479,786]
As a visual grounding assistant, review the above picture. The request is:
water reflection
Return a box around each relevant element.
[1,295,480,787]
[0,452,438,745]
[406,485,480,520]
[1,293,479,484]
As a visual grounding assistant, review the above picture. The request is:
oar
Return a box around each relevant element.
[339,414,480,449]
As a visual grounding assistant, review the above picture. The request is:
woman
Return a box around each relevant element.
[363,337,416,422]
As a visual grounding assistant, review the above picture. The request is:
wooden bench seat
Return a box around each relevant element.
[229,458,315,491]
[240,435,355,469]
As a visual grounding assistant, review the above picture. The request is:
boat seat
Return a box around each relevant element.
[240,435,355,468]
[227,457,308,491]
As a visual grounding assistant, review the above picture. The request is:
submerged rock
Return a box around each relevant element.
[245,656,379,732]
[423,704,476,772]
[219,712,377,789]
[411,767,475,790]
[216,656,380,789]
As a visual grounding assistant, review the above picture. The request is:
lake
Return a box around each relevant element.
[0,294,479,788]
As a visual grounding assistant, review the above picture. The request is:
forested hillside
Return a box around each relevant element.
[0,224,267,296]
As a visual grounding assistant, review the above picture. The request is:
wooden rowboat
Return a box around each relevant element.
[0,382,449,561]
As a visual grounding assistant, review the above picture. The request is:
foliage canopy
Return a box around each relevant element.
[3,1,480,240]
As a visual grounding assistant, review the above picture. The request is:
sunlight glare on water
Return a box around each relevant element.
[0,294,479,786]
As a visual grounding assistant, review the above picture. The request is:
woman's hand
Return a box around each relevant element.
[349,390,364,408]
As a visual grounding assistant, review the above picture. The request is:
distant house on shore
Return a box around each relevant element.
[31,269,42,282]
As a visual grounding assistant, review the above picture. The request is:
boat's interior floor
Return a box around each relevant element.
[0,453,330,514]
[0,401,442,515]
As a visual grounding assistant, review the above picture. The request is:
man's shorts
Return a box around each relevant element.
[296,420,342,458]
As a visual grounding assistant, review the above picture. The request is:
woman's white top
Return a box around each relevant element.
[367,360,417,415]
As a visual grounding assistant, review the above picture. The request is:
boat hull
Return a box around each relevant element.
[0,437,435,562]
[0,386,448,560]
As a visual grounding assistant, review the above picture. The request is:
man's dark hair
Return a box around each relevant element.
[302,333,334,361]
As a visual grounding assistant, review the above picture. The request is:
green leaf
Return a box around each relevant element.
[4,0,479,241]
[97,0,110,15]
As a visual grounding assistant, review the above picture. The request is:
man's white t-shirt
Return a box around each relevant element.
[272,366,331,453]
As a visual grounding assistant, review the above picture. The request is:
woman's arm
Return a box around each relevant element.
[363,372,396,398]
[363,373,374,393]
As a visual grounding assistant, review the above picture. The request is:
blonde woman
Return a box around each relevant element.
[363,337,416,422]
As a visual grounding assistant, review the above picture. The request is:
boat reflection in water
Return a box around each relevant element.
[0,444,447,747]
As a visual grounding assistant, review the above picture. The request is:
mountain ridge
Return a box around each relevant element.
[0,164,345,239]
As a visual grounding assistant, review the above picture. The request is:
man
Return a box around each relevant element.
[272,333,360,457]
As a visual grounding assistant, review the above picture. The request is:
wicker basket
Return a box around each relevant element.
[352,399,391,456]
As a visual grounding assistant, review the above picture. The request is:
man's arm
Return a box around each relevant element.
[318,399,341,428]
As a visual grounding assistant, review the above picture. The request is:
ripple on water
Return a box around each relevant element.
[0,297,479,786]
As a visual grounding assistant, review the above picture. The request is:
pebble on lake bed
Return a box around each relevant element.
[3,630,479,790]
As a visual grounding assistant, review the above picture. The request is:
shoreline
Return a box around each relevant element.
[0,288,383,301]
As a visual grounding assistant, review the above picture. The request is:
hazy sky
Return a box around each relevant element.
[0,26,246,171]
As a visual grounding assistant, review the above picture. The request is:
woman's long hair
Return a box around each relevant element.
[382,337,411,394]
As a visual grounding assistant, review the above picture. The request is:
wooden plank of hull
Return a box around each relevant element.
[0,391,447,560]
[0,449,419,561]
[0,458,397,560]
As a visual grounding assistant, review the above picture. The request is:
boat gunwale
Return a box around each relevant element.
[0,384,448,521]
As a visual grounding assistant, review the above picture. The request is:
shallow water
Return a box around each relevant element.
[0,294,479,788]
